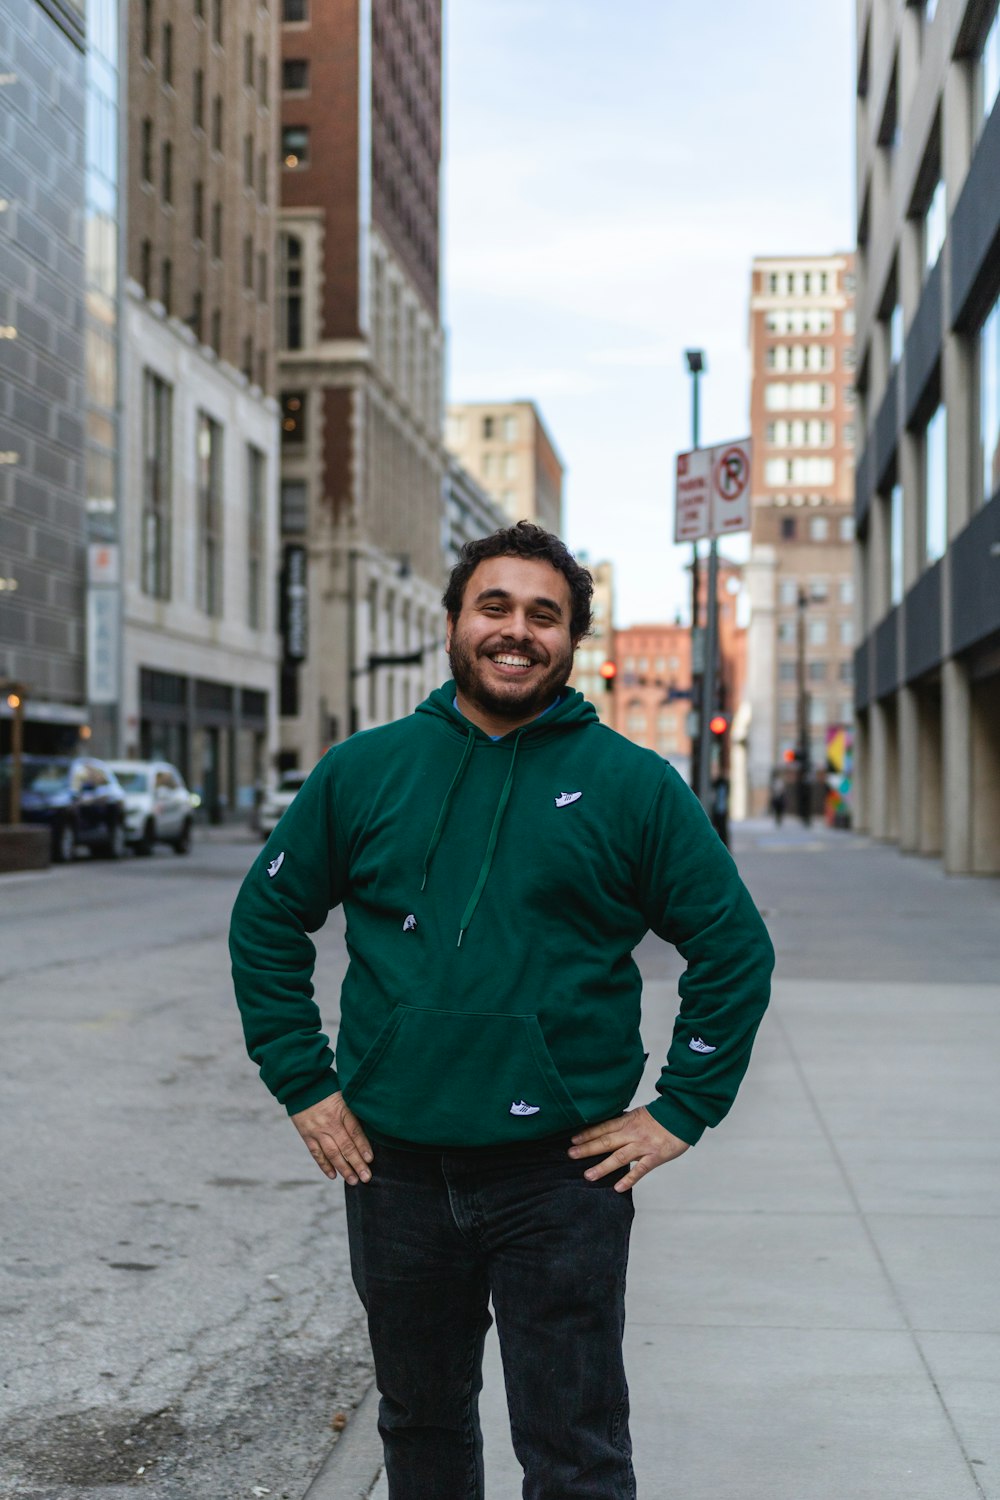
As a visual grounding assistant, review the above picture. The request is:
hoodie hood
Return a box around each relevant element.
[415,680,599,743]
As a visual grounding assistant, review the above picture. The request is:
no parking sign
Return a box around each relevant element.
[674,437,752,542]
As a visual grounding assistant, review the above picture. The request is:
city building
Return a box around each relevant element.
[741,253,857,816]
[0,0,90,757]
[444,457,510,572]
[445,401,565,535]
[570,559,616,727]
[852,0,1000,873]
[614,559,746,788]
[276,0,447,768]
[123,0,282,817]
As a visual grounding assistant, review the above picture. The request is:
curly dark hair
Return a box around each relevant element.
[442,521,594,640]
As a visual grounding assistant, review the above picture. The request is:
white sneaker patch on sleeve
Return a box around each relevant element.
[689,1036,717,1054]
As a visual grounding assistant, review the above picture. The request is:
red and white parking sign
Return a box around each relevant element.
[673,437,752,542]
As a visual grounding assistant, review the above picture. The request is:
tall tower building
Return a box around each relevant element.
[852,0,1000,873]
[445,400,565,536]
[276,0,446,766]
[569,559,615,726]
[123,0,282,817]
[741,254,857,816]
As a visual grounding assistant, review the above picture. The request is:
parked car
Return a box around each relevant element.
[106,760,195,855]
[4,755,129,862]
[258,769,309,839]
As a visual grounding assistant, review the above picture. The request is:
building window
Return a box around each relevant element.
[211,200,222,259]
[980,289,1000,505]
[279,237,303,345]
[282,125,309,168]
[161,140,172,203]
[142,0,154,59]
[190,290,203,341]
[778,660,797,681]
[193,68,204,128]
[193,178,204,240]
[258,56,269,106]
[839,660,853,682]
[808,660,827,681]
[210,307,221,352]
[503,414,518,441]
[281,391,306,445]
[503,452,518,480]
[244,132,254,188]
[242,335,253,381]
[482,415,495,439]
[978,4,1000,127]
[809,516,829,541]
[162,21,173,83]
[140,239,152,294]
[258,150,268,203]
[141,117,153,182]
[212,0,222,45]
[247,446,265,629]
[160,257,172,313]
[283,0,308,17]
[244,31,255,88]
[142,370,172,599]
[780,516,796,540]
[212,94,223,152]
[839,577,854,604]
[281,479,307,534]
[839,619,854,646]
[196,412,223,616]
[243,234,253,289]
[283,58,309,91]
[924,179,946,271]
[257,250,268,304]
[839,517,854,543]
[808,619,828,646]
[924,405,947,564]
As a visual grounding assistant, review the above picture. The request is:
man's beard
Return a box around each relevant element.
[448,626,575,723]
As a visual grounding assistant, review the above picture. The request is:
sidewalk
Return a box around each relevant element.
[314,822,1000,1500]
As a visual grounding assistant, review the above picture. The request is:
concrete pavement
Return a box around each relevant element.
[316,820,1000,1500]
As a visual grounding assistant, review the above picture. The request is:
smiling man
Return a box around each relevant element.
[230,521,774,1500]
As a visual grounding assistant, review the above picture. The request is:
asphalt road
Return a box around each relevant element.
[1,831,371,1500]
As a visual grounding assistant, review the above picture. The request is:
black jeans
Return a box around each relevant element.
[344,1135,636,1500]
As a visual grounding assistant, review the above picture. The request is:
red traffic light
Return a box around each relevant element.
[708,714,728,736]
[783,747,797,764]
[599,660,617,680]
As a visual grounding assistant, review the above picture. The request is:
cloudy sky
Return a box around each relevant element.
[442,0,856,625]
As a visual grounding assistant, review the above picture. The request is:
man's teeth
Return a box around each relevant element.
[493,654,533,667]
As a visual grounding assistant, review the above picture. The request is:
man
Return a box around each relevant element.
[230,522,774,1500]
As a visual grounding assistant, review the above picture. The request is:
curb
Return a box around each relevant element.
[301,1382,383,1500]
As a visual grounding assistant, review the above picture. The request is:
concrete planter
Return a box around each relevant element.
[0,825,51,873]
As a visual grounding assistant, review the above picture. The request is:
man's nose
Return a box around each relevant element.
[502,612,533,641]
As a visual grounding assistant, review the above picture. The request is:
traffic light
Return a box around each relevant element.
[599,660,617,693]
[783,747,797,765]
[708,713,729,737]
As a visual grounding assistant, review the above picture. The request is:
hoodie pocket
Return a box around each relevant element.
[342,1005,587,1146]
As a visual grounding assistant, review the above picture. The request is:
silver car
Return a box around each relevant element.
[107,760,195,855]
[258,769,309,840]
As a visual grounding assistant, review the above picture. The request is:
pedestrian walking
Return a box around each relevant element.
[770,769,787,826]
[230,522,774,1500]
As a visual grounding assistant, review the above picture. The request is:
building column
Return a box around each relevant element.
[916,684,943,856]
[942,656,973,873]
[870,694,899,841]
[852,709,869,832]
[897,684,920,852]
[971,670,1000,874]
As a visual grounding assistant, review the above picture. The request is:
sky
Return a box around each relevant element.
[442,0,856,626]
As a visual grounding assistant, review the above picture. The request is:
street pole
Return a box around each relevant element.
[698,535,720,812]
[684,350,705,798]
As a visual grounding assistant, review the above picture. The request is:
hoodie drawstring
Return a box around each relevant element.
[420,726,475,891]
[456,730,522,948]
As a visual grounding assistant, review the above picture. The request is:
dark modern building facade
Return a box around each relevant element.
[0,0,90,754]
[853,0,1000,873]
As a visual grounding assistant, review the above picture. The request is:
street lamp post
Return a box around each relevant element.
[684,349,706,798]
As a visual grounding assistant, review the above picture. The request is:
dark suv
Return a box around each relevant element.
[3,755,129,862]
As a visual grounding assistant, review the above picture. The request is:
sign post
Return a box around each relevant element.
[673,437,752,809]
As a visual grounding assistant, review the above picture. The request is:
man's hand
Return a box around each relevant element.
[569,1106,690,1192]
[290,1093,373,1184]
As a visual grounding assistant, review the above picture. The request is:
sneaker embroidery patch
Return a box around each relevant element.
[554,791,582,808]
[509,1100,541,1116]
[402,913,417,932]
[267,852,285,878]
[689,1036,717,1054]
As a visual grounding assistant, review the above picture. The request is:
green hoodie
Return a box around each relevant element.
[229,684,774,1148]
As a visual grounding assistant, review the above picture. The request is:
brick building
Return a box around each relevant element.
[276,0,447,766]
[741,254,857,816]
[122,0,282,816]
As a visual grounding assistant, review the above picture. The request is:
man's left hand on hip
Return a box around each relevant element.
[569,1106,690,1192]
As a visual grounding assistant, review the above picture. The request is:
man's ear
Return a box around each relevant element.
[444,613,454,652]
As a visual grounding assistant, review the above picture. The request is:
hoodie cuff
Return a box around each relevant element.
[282,1071,342,1117]
[644,1094,707,1146]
